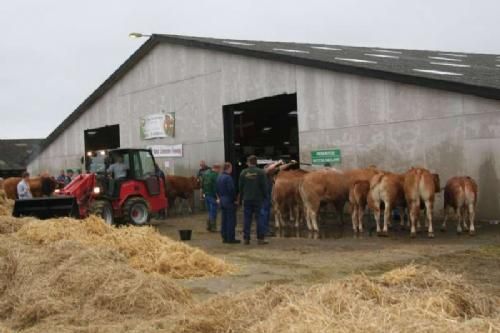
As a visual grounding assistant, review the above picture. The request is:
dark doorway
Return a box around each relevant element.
[84,124,120,172]
[223,93,299,183]
[84,124,120,152]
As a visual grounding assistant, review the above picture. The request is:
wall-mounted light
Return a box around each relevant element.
[128,32,152,38]
[234,110,244,115]
[262,127,272,132]
[288,111,297,116]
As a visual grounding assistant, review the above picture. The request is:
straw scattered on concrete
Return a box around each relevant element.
[171,264,500,333]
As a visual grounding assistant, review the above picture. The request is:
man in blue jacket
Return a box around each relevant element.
[216,162,240,244]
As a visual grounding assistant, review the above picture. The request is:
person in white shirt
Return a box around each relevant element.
[17,172,33,199]
[107,155,128,179]
[107,155,129,197]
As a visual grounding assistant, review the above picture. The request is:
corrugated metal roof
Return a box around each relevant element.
[155,34,500,95]
[33,34,500,161]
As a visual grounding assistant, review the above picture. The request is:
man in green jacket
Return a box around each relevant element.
[202,163,221,232]
[239,155,268,245]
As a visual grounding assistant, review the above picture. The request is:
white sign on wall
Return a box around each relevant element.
[147,144,183,157]
[140,113,175,140]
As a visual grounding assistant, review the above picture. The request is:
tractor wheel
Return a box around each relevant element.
[122,197,150,225]
[89,200,114,225]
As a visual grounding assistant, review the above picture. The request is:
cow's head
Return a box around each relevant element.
[191,176,201,189]
[41,176,59,194]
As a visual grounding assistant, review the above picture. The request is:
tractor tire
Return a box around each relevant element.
[122,197,150,225]
[89,200,114,225]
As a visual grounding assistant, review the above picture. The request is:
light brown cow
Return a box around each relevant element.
[165,175,201,214]
[349,180,370,234]
[369,172,407,236]
[441,176,478,236]
[272,169,308,228]
[300,167,379,231]
[3,176,58,200]
[404,167,439,238]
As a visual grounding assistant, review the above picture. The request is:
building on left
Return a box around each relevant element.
[0,139,42,178]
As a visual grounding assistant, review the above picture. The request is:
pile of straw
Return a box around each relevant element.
[172,264,500,333]
[0,234,191,332]
[15,216,233,278]
[0,190,13,217]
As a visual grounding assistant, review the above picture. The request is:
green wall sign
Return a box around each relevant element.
[311,149,341,165]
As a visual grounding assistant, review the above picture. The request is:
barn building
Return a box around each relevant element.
[28,34,500,219]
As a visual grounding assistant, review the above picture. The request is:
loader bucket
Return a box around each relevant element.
[13,196,79,220]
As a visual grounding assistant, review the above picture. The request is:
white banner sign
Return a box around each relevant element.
[147,144,183,157]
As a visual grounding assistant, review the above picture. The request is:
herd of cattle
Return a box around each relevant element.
[1,165,478,238]
[272,164,478,238]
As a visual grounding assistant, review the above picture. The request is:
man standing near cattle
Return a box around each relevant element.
[16,172,33,199]
[239,155,269,245]
[197,160,210,210]
[202,163,221,232]
[216,162,240,244]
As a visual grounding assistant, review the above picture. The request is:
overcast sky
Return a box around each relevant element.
[1,0,499,139]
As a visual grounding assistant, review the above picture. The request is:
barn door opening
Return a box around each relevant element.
[222,93,299,184]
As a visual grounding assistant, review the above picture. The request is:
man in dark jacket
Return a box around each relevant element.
[238,155,268,245]
[216,162,240,244]
[202,163,220,232]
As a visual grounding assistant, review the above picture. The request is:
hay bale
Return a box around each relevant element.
[0,235,191,331]
[0,216,33,234]
[16,216,234,278]
[0,190,13,217]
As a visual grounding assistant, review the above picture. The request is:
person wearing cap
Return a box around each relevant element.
[17,171,33,199]
[202,163,221,232]
[216,162,240,244]
[238,155,269,245]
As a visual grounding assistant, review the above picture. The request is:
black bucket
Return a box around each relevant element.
[178,229,192,241]
[13,196,79,219]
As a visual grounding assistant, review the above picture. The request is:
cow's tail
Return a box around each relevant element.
[463,178,478,206]
[370,172,385,190]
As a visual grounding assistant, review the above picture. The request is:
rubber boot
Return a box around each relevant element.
[209,219,217,232]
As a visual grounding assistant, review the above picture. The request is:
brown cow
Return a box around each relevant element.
[272,169,308,228]
[3,176,58,199]
[369,172,407,236]
[416,173,441,230]
[404,167,439,238]
[349,180,370,234]
[165,175,201,214]
[300,166,379,231]
[441,176,478,236]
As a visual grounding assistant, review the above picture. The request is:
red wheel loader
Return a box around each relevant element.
[13,148,168,225]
